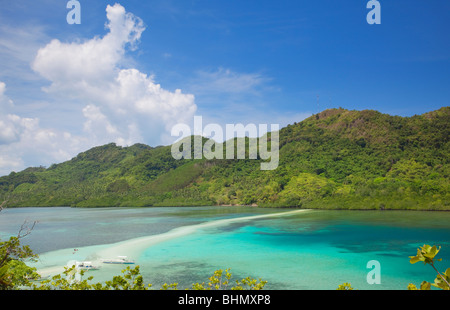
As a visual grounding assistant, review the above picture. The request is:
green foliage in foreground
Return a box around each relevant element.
[30,266,267,291]
[1,225,447,291]
[337,244,450,290]
[0,207,267,291]
[0,107,449,210]
[0,228,266,291]
[407,245,450,290]
[336,283,354,290]
[0,221,39,289]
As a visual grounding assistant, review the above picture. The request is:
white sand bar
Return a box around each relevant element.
[96,209,310,259]
[36,209,310,277]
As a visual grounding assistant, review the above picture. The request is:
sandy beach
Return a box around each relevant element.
[34,209,311,278]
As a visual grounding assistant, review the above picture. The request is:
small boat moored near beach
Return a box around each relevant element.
[101,256,135,264]
[75,261,101,271]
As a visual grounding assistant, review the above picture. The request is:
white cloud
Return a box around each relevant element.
[0,82,6,97]
[0,3,304,177]
[0,4,198,176]
[0,114,32,145]
[116,69,197,127]
[0,82,22,145]
[32,4,145,90]
[0,82,14,109]
[81,104,142,147]
[32,3,197,148]
[0,155,23,174]
[82,105,120,136]
[0,81,87,175]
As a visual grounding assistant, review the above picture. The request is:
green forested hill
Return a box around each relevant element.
[1,107,449,210]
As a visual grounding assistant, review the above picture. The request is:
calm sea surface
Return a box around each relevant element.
[0,206,449,290]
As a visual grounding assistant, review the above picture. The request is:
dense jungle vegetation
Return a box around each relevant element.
[0,107,448,210]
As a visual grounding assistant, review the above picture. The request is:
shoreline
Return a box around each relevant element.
[32,209,311,278]
[3,204,449,212]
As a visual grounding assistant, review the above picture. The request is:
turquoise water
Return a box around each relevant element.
[0,207,449,290]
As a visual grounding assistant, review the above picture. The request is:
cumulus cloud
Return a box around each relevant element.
[0,82,13,108]
[32,4,145,90]
[0,125,88,176]
[0,114,31,145]
[0,82,22,145]
[81,104,142,147]
[0,4,198,176]
[32,3,196,147]
[0,81,86,175]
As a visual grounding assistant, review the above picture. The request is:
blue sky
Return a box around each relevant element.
[0,0,449,175]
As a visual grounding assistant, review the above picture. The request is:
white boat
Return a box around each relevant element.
[101,256,135,265]
[75,261,101,270]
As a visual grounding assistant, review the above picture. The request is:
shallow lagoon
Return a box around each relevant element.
[1,206,449,290]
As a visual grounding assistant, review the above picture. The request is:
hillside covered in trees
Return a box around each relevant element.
[0,107,448,210]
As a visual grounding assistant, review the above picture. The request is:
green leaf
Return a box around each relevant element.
[422,245,432,252]
[420,281,431,290]
[444,268,450,278]
[409,256,420,264]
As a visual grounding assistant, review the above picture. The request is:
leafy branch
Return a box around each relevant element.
[0,200,7,213]
[31,266,267,291]
[337,244,450,290]
[0,200,39,289]
[408,244,450,290]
